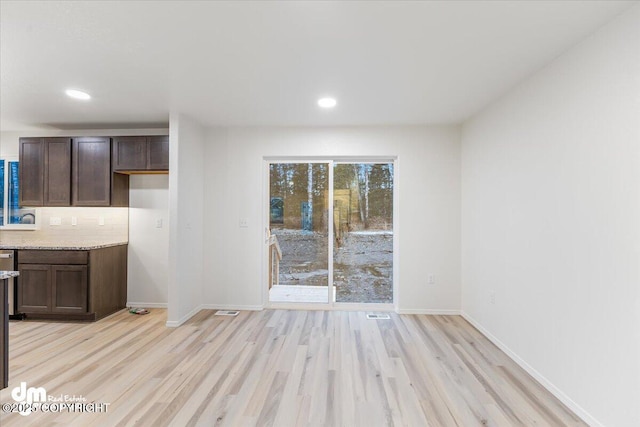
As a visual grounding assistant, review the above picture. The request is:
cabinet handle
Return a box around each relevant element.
[0,254,13,259]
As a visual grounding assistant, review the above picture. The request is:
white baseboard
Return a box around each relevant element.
[127,302,168,309]
[396,308,461,315]
[201,304,264,311]
[165,304,204,328]
[461,311,601,427]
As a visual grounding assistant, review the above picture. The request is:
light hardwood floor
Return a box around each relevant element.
[0,309,586,426]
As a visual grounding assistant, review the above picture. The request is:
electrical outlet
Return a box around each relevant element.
[71,216,77,226]
[49,217,61,226]
[427,274,435,285]
[239,218,249,228]
[98,216,105,226]
[489,291,496,305]
[155,218,163,228]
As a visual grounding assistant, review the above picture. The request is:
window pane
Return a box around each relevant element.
[8,161,20,223]
[8,161,36,225]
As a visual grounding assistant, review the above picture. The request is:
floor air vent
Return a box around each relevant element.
[366,313,390,320]
[215,310,240,316]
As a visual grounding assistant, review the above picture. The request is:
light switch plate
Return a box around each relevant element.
[98,216,105,226]
[71,216,77,226]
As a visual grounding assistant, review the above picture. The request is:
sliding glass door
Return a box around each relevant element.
[333,163,393,303]
[268,162,330,303]
[267,160,394,306]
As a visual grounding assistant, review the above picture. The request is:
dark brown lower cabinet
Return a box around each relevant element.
[17,245,127,321]
[52,265,88,313]
[16,264,51,312]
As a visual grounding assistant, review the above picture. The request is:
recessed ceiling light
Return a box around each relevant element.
[65,89,91,100]
[317,97,337,109]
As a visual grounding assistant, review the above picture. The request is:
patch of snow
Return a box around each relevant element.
[349,230,393,236]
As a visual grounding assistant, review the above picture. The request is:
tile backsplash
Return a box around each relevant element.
[0,207,128,246]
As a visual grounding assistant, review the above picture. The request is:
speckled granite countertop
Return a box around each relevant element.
[0,271,19,280]
[0,241,128,250]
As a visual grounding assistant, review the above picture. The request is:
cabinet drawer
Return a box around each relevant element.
[19,250,88,265]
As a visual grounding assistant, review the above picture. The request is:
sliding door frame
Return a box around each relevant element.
[263,156,397,311]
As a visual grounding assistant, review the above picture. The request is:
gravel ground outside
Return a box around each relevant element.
[273,229,393,303]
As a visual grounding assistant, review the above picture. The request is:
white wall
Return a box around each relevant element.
[167,113,205,326]
[203,126,461,312]
[461,5,640,427]
[127,175,169,307]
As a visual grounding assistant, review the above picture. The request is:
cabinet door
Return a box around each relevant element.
[113,136,147,171]
[44,138,71,206]
[148,136,169,170]
[18,138,44,206]
[72,137,111,206]
[17,264,51,312]
[51,265,88,313]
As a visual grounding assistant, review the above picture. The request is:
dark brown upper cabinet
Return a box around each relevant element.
[148,136,169,170]
[112,136,146,170]
[18,134,167,207]
[72,137,113,206]
[113,135,169,172]
[19,137,72,207]
[44,138,72,206]
[18,138,45,206]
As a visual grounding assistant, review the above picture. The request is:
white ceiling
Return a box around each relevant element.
[0,0,636,131]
